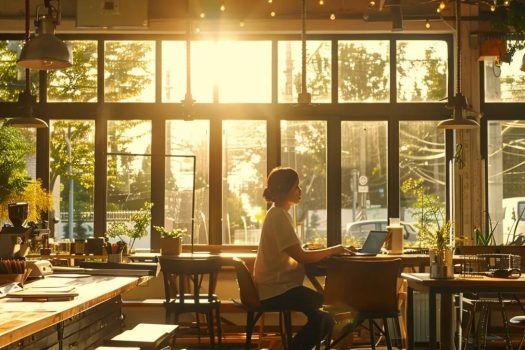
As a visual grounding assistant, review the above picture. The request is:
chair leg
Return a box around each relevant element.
[369,318,376,350]
[497,294,513,350]
[383,318,393,350]
[216,306,223,349]
[207,310,215,350]
[280,311,293,350]
[517,329,525,350]
[245,311,255,350]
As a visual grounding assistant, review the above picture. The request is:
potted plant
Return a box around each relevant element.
[154,225,187,256]
[402,178,454,278]
[105,201,153,254]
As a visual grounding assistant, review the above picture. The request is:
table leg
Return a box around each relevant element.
[407,286,414,350]
[440,292,456,350]
[429,290,437,350]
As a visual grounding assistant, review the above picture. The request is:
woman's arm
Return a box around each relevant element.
[284,243,353,264]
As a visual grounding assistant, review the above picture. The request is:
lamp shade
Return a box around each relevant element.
[4,117,48,128]
[521,52,525,72]
[17,16,72,70]
[437,92,480,130]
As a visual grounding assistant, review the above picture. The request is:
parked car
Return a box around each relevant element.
[344,219,417,245]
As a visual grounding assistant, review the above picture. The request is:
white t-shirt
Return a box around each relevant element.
[254,206,305,300]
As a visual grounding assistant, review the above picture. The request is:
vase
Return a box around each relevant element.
[161,237,182,256]
[429,247,454,279]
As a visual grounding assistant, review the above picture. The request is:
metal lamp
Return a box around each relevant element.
[17,0,72,70]
[437,0,479,130]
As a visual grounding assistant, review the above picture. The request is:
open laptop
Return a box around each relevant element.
[354,230,388,256]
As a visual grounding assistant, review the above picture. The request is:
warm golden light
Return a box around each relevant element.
[270,11,276,17]
[425,19,431,29]
[439,1,445,10]
[200,12,205,18]
[220,4,225,11]
[329,13,336,20]
[319,0,324,5]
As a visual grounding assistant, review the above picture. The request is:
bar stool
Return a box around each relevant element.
[510,315,525,350]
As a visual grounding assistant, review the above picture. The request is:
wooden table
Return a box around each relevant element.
[0,274,150,349]
[402,272,525,350]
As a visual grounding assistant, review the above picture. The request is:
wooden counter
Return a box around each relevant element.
[0,275,149,349]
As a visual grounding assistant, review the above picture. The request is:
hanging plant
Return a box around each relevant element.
[490,1,525,63]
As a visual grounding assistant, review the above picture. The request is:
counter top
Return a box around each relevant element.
[0,274,149,348]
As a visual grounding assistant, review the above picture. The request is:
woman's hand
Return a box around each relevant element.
[329,244,355,256]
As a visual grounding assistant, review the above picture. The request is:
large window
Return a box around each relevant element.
[106,120,152,249]
[281,120,327,246]
[12,34,455,248]
[49,120,95,240]
[222,120,267,245]
[341,121,387,246]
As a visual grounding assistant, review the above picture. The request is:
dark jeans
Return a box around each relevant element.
[261,286,333,350]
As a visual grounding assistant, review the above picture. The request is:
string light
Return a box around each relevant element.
[268,0,272,3]
[270,11,276,17]
[330,12,336,20]
[369,0,376,7]
[439,1,446,10]
[200,12,205,19]
[319,0,324,5]
[425,19,431,29]
[490,4,496,11]
[195,26,200,33]
[239,21,245,27]
[220,4,225,12]
[436,7,441,13]
[503,0,510,6]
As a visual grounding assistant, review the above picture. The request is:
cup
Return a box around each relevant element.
[108,252,123,263]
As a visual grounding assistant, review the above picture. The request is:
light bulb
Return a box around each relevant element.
[268,0,272,3]
[195,27,200,33]
[220,4,225,11]
[436,7,441,13]
[490,4,496,11]
[425,19,431,29]
[239,21,245,27]
[270,11,276,17]
[439,1,445,10]
[504,0,510,6]
[369,0,376,6]
[330,13,336,20]
[319,0,324,5]
[200,12,205,18]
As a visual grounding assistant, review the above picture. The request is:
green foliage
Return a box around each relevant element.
[474,211,497,246]
[154,225,187,238]
[105,201,153,249]
[491,2,525,63]
[401,178,451,250]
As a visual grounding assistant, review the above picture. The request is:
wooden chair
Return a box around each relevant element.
[231,257,294,350]
[322,258,402,350]
[159,255,222,349]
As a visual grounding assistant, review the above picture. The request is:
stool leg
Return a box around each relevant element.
[216,306,223,349]
[383,318,393,350]
[369,319,376,350]
[517,329,525,350]
[245,311,255,350]
[497,293,513,350]
[207,310,215,349]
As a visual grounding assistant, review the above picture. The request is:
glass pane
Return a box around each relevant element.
[487,121,525,244]
[161,41,186,103]
[278,40,332,103]
[166,120,210,245]
[397,40,448,102]
[48,41,97,102]
[217,41,271,103]
[338,40,390,102]
[222,120,267,245]
[107,120,152,250]
[0,40,31,102]
[192,41,214,103]
[49,120,95,240]
[104,41,155,102]
[341,121,388,246]
[399,121,446,247]
[484,47,525,102]
[281,121,327,246]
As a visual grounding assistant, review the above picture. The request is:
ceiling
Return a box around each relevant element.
[0,0,519,33]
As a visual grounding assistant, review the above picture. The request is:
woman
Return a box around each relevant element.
[253,167,353,350]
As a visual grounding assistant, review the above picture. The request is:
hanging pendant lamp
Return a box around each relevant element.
[437,0,479,130]
[4,0,48,129]
[520,52,525,72]
[17,0,71,70]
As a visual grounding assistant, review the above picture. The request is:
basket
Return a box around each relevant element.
[460,254,520,278]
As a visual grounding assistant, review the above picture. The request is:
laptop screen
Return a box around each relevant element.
[360,230,388,253]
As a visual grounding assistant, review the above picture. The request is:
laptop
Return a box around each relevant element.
[354,230,388,256]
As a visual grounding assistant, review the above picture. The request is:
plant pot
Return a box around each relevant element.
[430,247,454,279]
[161,237,182,256]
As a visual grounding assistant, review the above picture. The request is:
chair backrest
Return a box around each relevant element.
[159,256,222,304]
[323,258,401,314]
[232,257,261,309]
